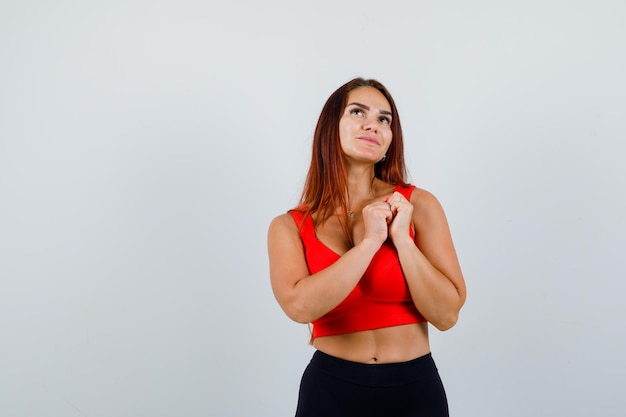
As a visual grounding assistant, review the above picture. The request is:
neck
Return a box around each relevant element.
[345,164,377,206]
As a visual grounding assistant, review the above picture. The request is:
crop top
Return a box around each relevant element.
[288,184,426,338]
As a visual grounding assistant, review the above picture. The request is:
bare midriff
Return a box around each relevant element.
[312,322,430,364]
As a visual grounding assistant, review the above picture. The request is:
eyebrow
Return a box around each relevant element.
[347,102,393,117]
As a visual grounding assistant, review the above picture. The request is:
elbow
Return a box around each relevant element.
[434,289,466,331]
[289,312,313,325]
[274,284,319,324]
[431,311,459,332]
[283,301,316,325]
[424,295,465,331]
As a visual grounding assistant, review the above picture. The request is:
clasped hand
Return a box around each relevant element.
[360,192,413,245]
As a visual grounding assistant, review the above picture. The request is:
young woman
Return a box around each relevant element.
[267,77,466,416]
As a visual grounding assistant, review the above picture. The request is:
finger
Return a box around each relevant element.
[385,210,393,224]
[383,196,393,210]
[386,199,400,216]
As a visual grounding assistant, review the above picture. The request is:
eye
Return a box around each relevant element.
[379,116,391,125]
[350,108,364,117]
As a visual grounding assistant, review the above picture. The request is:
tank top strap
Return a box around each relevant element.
[394,183,416,199]
[394,184,417,239]
[288,208,316,239]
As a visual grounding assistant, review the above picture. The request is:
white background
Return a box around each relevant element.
[1,1,625,416]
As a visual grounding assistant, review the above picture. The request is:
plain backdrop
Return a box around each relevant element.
[1,1,625,416]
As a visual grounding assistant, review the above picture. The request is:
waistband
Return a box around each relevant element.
[309,350,439,387]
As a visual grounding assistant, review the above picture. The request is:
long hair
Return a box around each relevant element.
[298,77,409,224]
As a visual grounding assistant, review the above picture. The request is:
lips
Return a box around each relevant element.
[357,135,380,145]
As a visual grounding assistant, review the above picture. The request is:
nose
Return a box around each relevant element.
[363,115,378,132]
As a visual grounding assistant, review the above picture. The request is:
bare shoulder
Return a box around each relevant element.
[269,212,296,229]
[268,212,299,235]
[268,211,303,248]
[267,210,310,309]
[409,187,446,218]
[407,186,455,245]
[408,186,464,295]
[267,211,307,270]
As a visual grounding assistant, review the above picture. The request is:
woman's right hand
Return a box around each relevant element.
[360,200,394,246]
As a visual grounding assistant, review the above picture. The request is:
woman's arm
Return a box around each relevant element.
[267,208,389,324]
[388,189,466,331]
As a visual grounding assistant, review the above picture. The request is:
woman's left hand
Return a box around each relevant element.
[387,191,414,242]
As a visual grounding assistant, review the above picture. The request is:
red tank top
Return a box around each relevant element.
[289,184,426,338]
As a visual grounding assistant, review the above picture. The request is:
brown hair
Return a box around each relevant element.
[298,77,409,224]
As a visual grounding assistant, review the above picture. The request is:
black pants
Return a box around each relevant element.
[295,350,449,417]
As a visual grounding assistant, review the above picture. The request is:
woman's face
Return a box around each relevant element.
[339,86,393,164]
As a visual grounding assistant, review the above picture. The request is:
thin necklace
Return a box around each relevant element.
[347,178,377,219]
